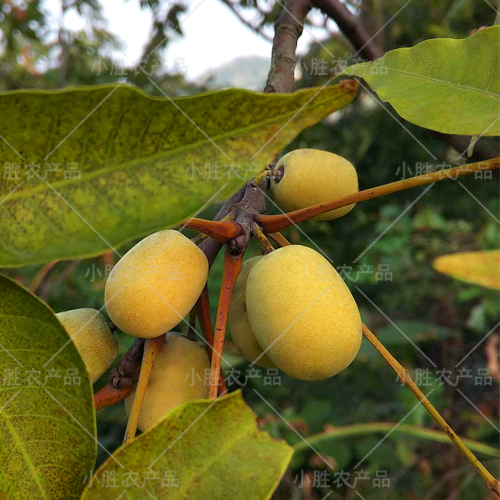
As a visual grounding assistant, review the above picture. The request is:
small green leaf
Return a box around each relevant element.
[82,391,293,500]
[433,249,500,290]
[0,274,96,500]
[0,83,356,267]
[342,26,499,136]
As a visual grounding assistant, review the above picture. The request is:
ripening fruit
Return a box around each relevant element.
[56,308,118,383]
[105,230,208,338]
[125,332,209,432]
[228,256,275,368]
[270,149,359,220]
[246,245,361,380]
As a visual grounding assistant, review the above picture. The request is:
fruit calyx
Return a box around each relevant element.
[270,164,285,184]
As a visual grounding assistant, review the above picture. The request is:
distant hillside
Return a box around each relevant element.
[198,56,269,90]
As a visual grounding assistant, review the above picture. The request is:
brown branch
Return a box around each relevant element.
[265,0,313,93]
[97,338,146,410]
[258,158,500,233]
[220,0,273,41]
[208,248,243,398]
[109,338,145,389]
[362,323,500,497]
[227,177,269,255]
[312,0,383,60]
[198,184,247,266]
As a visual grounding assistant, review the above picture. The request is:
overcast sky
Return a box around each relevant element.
[45,0,326,80]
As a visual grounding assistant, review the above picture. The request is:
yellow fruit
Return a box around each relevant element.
[270,149,359,220]
[56,308,118,383]
[125,332,209,432]
[246,245,361,380]
[105,230,208,338]
[228,256,275,368]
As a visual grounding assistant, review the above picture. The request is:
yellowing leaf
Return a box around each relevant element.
[0,83,356,267]
[0,275,96,499]
[82,391,293,500]
[433,249,500,290]
[342,26,500,136]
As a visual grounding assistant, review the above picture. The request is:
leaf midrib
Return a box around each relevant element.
[383,67,499,98]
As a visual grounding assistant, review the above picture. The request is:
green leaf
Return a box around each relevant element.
[433,249,500,290]
[0,274,96,499]
[358,320,454,359]
[293,423,499,458]
[81,391,293,500]
[0,83,356,267]
[342,26,499,136]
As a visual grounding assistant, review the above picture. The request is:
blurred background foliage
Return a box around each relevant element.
[1,0,499,498]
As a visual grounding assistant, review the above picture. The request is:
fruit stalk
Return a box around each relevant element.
[123,334,166,444]
[94,383,134,411]
[208,248,243,398]
[181,217,242,242]
[196,286,227,396]
[258,157,500,233]
[251,222,275,254]
[193,212,236,245]
[267,232,291,247]
[196,286,214,345]
[362,323,500,496]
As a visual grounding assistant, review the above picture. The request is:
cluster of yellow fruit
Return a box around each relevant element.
[59,229,211,431]
[55,149,361,433]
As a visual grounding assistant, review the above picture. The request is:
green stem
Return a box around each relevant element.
[363,323,500,496]
[293,422,499,458]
